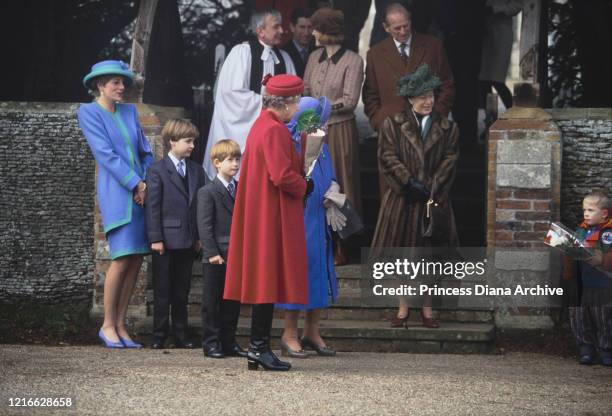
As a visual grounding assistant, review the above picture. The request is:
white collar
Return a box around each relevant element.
[168,152,184,169]
[393,35,412,50]
[259,39,280,64]
[216,173,235,189]
[412,111,430,134]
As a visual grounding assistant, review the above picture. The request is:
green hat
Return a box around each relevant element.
[82,60,134,90]
[397,64,442,98]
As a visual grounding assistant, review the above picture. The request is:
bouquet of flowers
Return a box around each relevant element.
[303,128,326,177]
[544,222,595,260]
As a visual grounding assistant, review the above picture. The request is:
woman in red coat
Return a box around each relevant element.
[224,74,312,371]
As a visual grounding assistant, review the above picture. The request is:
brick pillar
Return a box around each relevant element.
[487,107,562,329]
[91,104,180,322]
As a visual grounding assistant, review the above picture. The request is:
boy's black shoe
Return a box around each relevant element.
[601,355,612,367]
[579,354,595,365]
[151,338,166,349]
[204,343,225,358]
[223,342,247,357]
[174,339,196,349]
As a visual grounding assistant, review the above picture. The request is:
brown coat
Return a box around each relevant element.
[362,34,454,130]
[370,111,459,249]
[304,47,364,125]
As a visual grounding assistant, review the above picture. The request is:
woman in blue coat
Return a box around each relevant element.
[277,96,339,357]
[77,60,153,348]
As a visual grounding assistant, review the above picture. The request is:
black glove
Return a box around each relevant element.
[305,177,315,198]
[405,177,430,202]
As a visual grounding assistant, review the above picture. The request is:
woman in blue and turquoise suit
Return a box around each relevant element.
[277,96,340,357]
[77,60,154,348]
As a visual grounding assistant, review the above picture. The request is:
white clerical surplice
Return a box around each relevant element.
[203,41,296,179]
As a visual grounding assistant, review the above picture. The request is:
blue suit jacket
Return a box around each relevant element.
[145,155,208,250]
[78,102,153,233]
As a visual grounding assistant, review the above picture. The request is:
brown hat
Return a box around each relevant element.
[311,8,344,36]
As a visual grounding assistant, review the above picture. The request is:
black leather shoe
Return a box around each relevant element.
[203,344,225,358]
[247,340,291,371]
[151,338,166,349]
[223,342,247,358]
[174,339,196,349]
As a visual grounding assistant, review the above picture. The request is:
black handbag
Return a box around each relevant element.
[337,199,364,240]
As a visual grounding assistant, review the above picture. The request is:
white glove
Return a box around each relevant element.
[324,181,346,208]
[326,204,347,231]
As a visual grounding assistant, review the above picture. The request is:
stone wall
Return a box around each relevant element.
[0,102,188,309]
[550,109,612,227]
[0,102,94,304]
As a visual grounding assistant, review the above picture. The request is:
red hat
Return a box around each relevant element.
[262,74,304,96]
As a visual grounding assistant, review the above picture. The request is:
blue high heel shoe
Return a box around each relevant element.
[118,335,143,349]
[98,328,124,349]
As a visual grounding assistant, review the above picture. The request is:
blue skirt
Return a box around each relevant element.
[106,202,150,260]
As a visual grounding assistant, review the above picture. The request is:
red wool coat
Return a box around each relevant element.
[224,109,309,305]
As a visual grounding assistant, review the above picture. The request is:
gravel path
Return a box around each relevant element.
[1,345,611,415]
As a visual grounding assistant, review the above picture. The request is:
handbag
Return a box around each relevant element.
[337,199,364,240]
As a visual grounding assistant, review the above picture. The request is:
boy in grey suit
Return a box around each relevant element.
[197,139,245,358]
[145,119,207,349]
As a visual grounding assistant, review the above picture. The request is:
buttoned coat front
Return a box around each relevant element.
[145,155,207,250]
[362,34,455,130]
[224,109,308,305]
[196,177,236,263]
[78,102,154,233]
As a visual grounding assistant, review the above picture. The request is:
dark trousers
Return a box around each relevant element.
[152,249,194,341]
[250,303,274,345]
[201,263,241,348]
[570,306,612,355]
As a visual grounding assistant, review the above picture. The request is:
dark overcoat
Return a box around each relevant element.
[370,110,459,249]
[362,34,454,130]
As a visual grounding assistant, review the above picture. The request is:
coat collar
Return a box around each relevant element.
[379,33,427,79]
[212,176,235,213]
[261,108,282,123]
[395,109,446,162]
[318,47,347,64]
[163,155,197,202]
[396,111,424,166]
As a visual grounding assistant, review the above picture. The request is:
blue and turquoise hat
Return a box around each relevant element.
[82,60,135,89]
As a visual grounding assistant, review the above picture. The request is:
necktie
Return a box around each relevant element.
[177,160,185,178]
[300,48,308,63]
[227,182,235,198]
[399,43,408,61]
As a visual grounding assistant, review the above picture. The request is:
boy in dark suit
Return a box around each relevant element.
[145,119,207,349]
[197,139,245,358]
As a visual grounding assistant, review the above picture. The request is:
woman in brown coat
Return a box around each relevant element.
[370,64,459,328]
[304,7,364,265]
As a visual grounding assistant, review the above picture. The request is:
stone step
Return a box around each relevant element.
[148,266,494,323]
[134,317,496,354]
[143,285,495,323]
